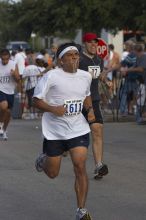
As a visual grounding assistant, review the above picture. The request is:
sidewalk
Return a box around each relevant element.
[103,110,146,123]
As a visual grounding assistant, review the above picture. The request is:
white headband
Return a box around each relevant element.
[58,46,79,59]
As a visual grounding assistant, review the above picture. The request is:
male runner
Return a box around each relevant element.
[0,49,20,140]
[33,43,95,220]
[79,33,109,179]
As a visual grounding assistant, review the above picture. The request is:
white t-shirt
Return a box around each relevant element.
[23,65,45,77]
[22,65,45,91]
[34,68,92,140]
[0,59,17,94]
[15,52,26,75]
[121,51,129,61]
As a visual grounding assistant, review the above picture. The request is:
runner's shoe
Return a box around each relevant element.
[35,153,47,172]
[3,131,8,141]
[94,164,108,180]
[76,208,92,220]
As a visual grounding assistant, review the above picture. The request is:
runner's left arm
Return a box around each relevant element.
[83,96,96,123]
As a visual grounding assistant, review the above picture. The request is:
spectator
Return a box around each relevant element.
[122,43,146,118]
[136,75,146,124]
[120,40,137,115]
[104,44,121,96]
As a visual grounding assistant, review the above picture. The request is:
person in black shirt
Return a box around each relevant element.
[79,32,109,179]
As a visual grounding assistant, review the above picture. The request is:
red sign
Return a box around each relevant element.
[97,38,108,59]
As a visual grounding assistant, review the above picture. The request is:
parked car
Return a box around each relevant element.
[6,41,30,52]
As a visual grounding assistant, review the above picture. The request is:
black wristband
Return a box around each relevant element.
[88,119,97,125]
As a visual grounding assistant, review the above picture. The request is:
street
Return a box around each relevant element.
[0,119,146,220]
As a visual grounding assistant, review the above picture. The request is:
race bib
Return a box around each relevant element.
[64,99,83,116]
[0,76,11,83]
[88,66,101,79]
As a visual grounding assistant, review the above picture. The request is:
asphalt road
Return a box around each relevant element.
[0,119,146,220]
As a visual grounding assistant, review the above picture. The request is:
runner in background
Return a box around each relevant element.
[40,49,53,69]
[79,32,109,180]
[50,43,58,67]
[25,48,36,66]
[0,49,20,140]
[22,55,47,119]
[14,47,27,117]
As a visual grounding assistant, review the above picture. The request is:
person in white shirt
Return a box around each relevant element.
[0,49,20,140]
[22,55,46,119]
[33,43,95,220]
[14,47,26,76]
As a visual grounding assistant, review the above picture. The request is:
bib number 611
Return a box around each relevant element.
[64,99,83,116]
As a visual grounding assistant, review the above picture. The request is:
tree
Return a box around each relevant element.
[23,0,146,36]
[0,0,146,46]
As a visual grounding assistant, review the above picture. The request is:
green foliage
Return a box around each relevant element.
[0,0,146,46]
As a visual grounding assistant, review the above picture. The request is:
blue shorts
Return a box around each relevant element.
[0,91,14,109]
[43,133,89,157]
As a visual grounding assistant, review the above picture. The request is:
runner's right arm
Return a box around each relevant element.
[33,97,66,116]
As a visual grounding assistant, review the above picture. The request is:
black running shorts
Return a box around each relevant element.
[82,100,103,125]
[43,133,89,157]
